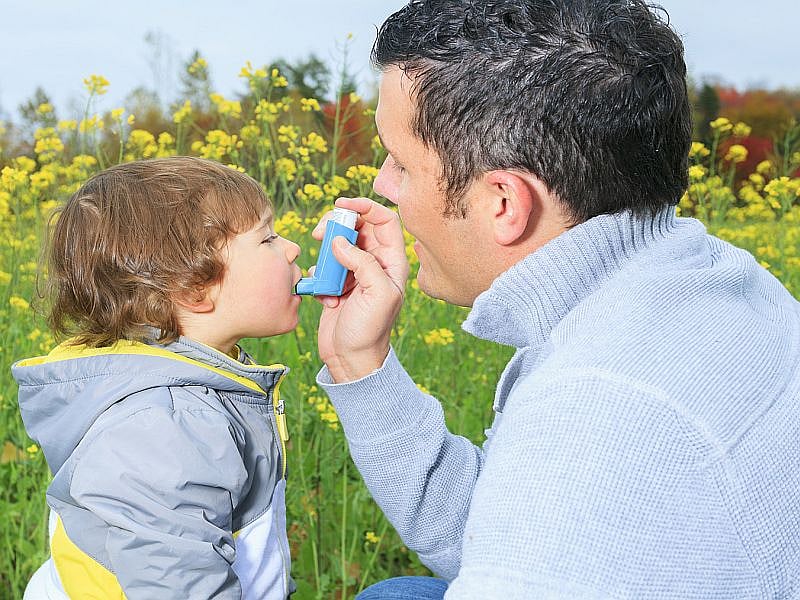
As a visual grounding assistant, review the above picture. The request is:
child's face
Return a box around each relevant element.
[212,212,303,342]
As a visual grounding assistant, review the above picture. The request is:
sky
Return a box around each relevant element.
[1,0,798,121]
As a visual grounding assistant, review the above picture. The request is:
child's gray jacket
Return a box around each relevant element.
[12,335,293,599]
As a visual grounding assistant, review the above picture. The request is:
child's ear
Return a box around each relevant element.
[173,286,215,313]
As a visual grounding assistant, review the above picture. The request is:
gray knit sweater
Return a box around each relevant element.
[318,207,800,599]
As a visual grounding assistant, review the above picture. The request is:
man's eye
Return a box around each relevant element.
[261,234,278,244]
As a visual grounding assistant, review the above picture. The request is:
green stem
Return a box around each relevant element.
[357,519,391,594]
[340,456,348,597]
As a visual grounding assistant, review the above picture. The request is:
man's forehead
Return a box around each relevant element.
[376,67,416,141]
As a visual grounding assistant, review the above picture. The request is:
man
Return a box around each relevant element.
[313,1,800,598]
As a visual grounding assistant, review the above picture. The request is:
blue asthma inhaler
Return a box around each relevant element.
[295,207,359,296]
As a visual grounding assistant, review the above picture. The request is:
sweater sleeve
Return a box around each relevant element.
[68,402,249,599]
[317,347,484,581]
[445,369,755,599]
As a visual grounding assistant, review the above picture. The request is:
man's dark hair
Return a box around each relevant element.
[372,0,692,222]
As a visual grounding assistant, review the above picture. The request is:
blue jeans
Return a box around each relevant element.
[356,576,448,600]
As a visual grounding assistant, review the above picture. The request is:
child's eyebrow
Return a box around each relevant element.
[257,213,274,230]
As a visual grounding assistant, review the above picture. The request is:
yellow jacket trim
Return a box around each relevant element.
[52,517,126,599]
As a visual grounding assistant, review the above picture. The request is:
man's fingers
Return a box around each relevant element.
[334,197,398,229]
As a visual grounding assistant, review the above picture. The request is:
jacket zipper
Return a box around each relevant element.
[268,369,291,596]
[271,370,289,479]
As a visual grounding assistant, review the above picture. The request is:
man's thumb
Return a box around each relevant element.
[331,236,356,265]
[331,236,383,287]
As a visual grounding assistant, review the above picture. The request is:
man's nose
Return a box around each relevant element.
[373,159,398,205]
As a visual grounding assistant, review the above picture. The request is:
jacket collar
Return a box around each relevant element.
[462,206,704,349]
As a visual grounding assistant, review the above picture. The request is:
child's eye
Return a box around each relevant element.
[261,234,278,245]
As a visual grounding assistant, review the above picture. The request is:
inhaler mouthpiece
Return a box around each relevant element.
[294,208,359,296]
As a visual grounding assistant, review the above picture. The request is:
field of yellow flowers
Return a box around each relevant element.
[1,62,799,599]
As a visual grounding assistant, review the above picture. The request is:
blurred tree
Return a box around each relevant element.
[124,86,170,135]
[144,30,178,108]
[696,83,720,142]
[270,54,331,100]
[721,88,796,140]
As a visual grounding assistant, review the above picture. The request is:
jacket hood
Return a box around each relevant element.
[11,335,287,474]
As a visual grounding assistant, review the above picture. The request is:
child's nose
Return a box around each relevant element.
[286,239,301,262]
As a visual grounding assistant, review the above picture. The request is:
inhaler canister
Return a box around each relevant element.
[294,208,359,296]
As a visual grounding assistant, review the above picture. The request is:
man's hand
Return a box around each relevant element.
[314,197,409,382]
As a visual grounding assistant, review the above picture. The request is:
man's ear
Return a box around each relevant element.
[483,170,541,246]
[173,286,215,314]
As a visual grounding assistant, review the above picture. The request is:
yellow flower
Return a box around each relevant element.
[239,60,254,78]
[709,117,732,133]
[255,99,282,123]
[277,125,300,143]
[688,165,706,181]
[748,173,765,189]
[37,103,54,115]
[688,142,710,159]
[79,115,104,133]
[416,383,431,395]
[14,156,37,174]
[210,94,242,119]
[349,92,361,104]
[275,211,308,237]
[173,100,193,124]
[33,127,64,161]
[323,175,351,199]
[423,328,455,346]
[30,169,57,192]
[9,296,30,310]
[71,155,98,170]
[300,98,321,112]
[110,107,125,121]
[274,158,297,182]
[127,114,136,126]
[240,123,261,142]
[756,160,774,176]
[732,122,752,138]
[195,130,241,160]
[26,444,40,456]
[1,166,28,191]
[313,396,340,430]
[302,132,328,154]
[297,184,324,204]
[724,144,748,164]
[188,57,208,75]
[156,132,175,157]
[346,164,380,185]
[271,68,288,88]
[58,120,78,132]
[365,531,380,545]
[0,271,11,285]
[126,129,158,159]
[83,74,110,96]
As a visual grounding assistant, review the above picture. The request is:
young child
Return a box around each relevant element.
[12,156,303,599]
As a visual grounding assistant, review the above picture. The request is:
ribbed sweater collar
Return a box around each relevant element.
[462,206,700,348]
